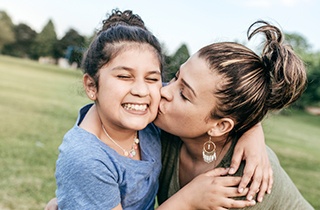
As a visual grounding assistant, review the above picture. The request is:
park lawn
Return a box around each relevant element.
[0,55,319,209]
[0,55,90,210]
[263,110,320,208]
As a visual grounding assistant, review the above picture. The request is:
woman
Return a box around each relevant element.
[155,21,314,209]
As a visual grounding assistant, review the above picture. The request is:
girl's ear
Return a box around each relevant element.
[207,118,234,137]
[83,74,97,101]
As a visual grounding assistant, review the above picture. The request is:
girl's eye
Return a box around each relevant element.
[117,75,132,79]
[146,77,160,82]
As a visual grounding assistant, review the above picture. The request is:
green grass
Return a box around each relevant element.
[0,55,90,210]
[263,110,320,208]
[0,55,319,209]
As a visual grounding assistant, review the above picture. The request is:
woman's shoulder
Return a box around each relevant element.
[265,146,281,166]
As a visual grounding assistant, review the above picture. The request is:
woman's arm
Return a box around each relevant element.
[229,123,273,202]
[157,168,256,210]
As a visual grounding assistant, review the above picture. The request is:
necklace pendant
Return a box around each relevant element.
[102,125,139,159]
[131,150,136,157]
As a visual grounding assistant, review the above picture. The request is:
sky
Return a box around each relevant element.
[1,0,319,55]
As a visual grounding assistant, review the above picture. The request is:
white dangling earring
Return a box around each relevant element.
[202,136,217,163]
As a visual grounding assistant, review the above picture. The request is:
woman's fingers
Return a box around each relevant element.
[204,167,230,177]
[221,197,256,209]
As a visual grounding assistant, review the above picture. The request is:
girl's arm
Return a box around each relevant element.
[44,198,122,210]
[229,123,273,202]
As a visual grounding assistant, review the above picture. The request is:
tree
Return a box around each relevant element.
[31,19,57,59]
[56,28,86,66]
[163,44,190,82]
[285,32,320,107]
[2,23,37,58]
[285,33,311,54]
[0,11,15,52]
[298,52,320,107]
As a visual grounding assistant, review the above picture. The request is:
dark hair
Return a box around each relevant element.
[198,20,307,142]
[99,9,147,33]
[82,9,163,89]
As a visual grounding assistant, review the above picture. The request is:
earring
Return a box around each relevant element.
[90,94,94,98]
[202,136,216,163]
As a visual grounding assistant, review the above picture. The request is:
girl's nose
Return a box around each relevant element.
[131,80,149,97]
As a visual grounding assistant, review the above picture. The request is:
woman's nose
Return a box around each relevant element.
[160,83,173,101]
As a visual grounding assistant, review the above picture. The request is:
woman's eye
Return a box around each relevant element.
[179,89,189,101]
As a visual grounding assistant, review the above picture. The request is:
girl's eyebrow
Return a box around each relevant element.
[111,66,133,71]
[147,70,161,75]
[112,66,161,75]
[111,66,161,76]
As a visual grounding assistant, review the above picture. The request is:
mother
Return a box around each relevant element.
[156,21,313,209]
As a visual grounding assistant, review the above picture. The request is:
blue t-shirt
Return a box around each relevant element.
[55,104,162,209]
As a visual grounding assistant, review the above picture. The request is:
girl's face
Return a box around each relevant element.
[93,44,162,132]
[154,53,220,138]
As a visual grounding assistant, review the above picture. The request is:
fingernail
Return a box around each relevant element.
[247,195,253,201]
[267,189,271,194]
[229,168,235,174]
[250,200,256,205]
[238,187,244,193]
[258,196,263,202]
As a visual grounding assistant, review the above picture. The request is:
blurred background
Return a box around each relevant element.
[0,0,319,209]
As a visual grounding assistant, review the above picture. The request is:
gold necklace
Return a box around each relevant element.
[101,125,139,158]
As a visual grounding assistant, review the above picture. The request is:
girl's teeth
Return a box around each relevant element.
[124,104,147,111]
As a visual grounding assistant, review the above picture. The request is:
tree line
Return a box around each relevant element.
[0,10,319,108]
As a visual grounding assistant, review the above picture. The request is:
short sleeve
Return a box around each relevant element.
[56,132,121,209]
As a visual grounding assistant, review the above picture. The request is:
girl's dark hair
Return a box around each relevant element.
[198,20,307,142]
[99,9,147,33]
[82,9,163,89]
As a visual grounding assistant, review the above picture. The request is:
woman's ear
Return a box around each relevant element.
[83,74,97,101]
[207,118,234,137]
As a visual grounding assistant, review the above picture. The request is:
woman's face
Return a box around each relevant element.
[94,44,162,131]
[154,53,220,138]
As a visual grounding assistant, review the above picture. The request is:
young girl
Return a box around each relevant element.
[55,10,164,209]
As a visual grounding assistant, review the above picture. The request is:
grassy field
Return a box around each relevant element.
[0,55,319,209]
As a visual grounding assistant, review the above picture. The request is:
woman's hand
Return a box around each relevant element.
[229,123,273,202]
[157,168,256,210]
